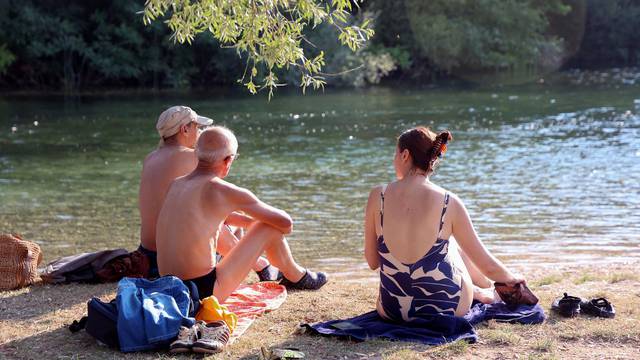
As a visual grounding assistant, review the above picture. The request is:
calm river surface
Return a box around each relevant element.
[1,85,639,274]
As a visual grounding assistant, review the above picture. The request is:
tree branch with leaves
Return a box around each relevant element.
[143,0,374,98]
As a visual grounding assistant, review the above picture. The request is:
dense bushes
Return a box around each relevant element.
[0,0,638,91]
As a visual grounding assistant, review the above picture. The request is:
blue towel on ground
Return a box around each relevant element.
[464,301,546,325]
[116,276,197,352]
[303,301,545,346]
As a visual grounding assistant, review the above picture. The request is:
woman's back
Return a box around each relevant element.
[375,177,465,321]
[365,126,524,321]
[377,179,451,264]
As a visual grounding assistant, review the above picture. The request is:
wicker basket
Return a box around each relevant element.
[0,233,43,290]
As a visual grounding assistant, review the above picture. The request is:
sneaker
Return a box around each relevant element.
[580,297,615,318]
[192,320,230,354]
[169,325,196,353]
[551,293,581,317]
[279,270,328,290]
[256,264,283,282]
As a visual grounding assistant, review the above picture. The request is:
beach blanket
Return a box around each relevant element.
[302,301,545,346]
[196,282,287,343]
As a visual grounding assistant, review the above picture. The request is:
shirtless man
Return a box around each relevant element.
[156,126,327,301]
[138,106,279,281]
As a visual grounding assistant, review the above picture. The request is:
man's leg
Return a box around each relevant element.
[214,222,306,302]
[217,225,270,272]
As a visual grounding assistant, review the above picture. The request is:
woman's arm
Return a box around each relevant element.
[450,194,524,285]
[364,186,382,270]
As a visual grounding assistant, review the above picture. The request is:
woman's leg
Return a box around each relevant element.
[459,247,493,288]
[449,239,496,314]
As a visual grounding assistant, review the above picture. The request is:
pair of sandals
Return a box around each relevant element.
[551,293,616,318]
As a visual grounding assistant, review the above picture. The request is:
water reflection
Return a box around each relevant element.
[0,86,639,271]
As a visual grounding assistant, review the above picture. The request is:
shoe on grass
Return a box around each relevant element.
[169,325,196,353]
[551,293,581,317]
[279,270,328,290]
[256,264,283,282]
[580,297,615,318]
[192,320,230,354]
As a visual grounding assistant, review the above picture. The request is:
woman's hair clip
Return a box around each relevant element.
[439,143,447,158]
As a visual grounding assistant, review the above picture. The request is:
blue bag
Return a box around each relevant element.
[85,298,119,349]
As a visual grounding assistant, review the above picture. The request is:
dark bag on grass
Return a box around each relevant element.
[85,298,120,349]
[41,249,128,284]
[96,250,150,282]
[494,282,539,309]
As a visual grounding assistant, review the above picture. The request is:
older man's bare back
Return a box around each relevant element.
[139,146,196,251]
[156,175,238,279]
[156,126,327,302]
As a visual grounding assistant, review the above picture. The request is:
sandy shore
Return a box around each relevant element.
[1,261,639,359]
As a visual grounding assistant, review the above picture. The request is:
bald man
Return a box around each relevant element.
[138,106,279,281]
[156,126,327,301]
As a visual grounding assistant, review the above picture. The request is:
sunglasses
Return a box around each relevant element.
[225,153,240,161]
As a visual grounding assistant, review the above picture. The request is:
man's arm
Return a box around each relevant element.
[224,212,254,228]
[228,186,293,234]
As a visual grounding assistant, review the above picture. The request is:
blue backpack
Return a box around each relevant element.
[68,298,119,348]
[69,279,200,351]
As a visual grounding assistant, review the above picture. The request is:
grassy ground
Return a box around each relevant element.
[1,262,639,360]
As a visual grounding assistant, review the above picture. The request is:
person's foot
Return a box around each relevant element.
[474,286,498,304]
[279,270,328,290]
[169,325,196,353]
[256,264,283,282]
[192,320,230,354]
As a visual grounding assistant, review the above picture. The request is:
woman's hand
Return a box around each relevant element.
[505,273,526,287]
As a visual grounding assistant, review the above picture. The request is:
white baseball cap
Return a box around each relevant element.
[156,106,213,139]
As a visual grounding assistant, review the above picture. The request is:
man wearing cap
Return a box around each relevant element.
[138,106,280,280]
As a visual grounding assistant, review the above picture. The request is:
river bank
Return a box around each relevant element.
[1,261,638,359]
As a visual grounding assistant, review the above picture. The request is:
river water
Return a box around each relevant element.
[1,85,639,274]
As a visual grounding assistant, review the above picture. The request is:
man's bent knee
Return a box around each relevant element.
[250,221,285,237]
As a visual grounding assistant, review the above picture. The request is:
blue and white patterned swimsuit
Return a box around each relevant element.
[377,185,463,321]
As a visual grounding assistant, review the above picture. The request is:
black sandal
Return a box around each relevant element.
[279,270,328,290]
[551,293,581,317]
[580,297,615,318]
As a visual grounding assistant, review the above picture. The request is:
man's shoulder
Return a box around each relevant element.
[167,146,196,160]
[145,146,195,169]
[207,178,251,199]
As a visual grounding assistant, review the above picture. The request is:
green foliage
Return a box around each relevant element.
[0,0,241,90]
[403,0,570,71]
[566,0,640,68]
[0,0,637,91]
[143,0,374,98]
[0,44,15,74]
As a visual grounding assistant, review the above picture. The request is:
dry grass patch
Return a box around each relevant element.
[480,328,522,345]
[574,274,599,284]
[608,272,639,284]
[424,339,469,358]
[531,338,556,353]
[1,264,640,359]
[534,274,563,287]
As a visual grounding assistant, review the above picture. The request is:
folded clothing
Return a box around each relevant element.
[196,296,238,333]
[303,301,545,345]
[116,276,198,352]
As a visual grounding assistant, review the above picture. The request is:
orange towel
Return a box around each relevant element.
[226,282,287,342]
[195,282,287,342]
